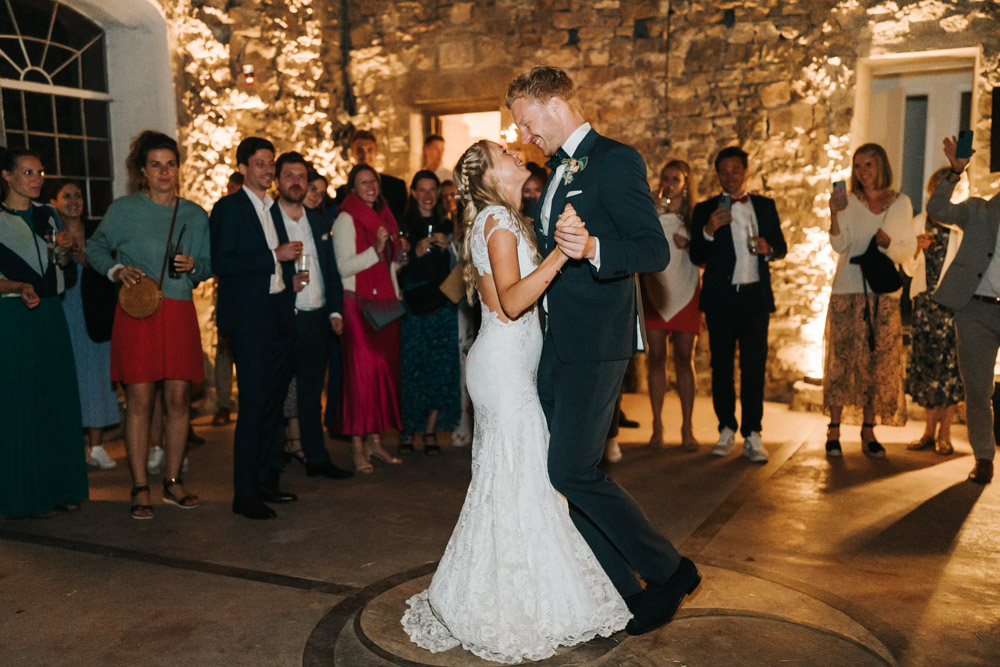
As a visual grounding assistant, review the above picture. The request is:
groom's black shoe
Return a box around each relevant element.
[625,557,701,636]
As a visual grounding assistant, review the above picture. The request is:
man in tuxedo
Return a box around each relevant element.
[690,146,787,464]
[333,129,407,222]
[506,66,699,636]
[929,135,1000,484]
[210,137,302,519]
[271,152,353,480]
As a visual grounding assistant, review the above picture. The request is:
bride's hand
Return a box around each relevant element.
[555,203,585,229]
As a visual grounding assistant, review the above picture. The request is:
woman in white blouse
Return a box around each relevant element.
[823,143,915,458]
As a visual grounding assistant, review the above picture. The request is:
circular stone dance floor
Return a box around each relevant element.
[304,561,897,666]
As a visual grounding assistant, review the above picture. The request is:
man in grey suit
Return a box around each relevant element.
[929,135,1000,485]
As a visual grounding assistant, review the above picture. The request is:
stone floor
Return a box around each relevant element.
[2,393,997,666]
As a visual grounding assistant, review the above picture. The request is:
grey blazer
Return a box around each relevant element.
[929,178,1000,311]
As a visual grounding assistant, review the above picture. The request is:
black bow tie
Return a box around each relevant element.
[546,147,570,170]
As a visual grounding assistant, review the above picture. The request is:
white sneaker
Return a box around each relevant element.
[182,456,190,473]
[711,427,736,456]
[743,431,769,463]
[604,438,623,463]
[87,445,117,470]
[147,445,165,475]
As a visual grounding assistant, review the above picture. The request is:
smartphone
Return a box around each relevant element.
[956,130,973,159]
[718,193,731,211]
[833,180,846,196]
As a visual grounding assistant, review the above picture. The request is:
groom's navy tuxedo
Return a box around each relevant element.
[537,126,682,598]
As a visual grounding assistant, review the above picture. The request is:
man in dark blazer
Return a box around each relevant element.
[929,135,1000,485]
[210,137,303,519]
[332,129,407,223]
[271,152,352,480]
[507,66,698,636]
[690,146,787,464]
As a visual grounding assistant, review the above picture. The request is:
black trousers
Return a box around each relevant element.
[294,309,332,465]
[704,286,770,437]
[323,331,343,432]
[538,328,680,598]
[229,295,296,498]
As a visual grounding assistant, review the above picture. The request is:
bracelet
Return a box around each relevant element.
[950,168,963,176]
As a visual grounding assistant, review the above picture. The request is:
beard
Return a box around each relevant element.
[282,185,306,204]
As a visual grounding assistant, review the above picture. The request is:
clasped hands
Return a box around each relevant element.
[553,204,594,260]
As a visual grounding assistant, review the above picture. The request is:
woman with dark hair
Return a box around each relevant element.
[332,163,407,472]
[823,143,915,458]
[396,170,461,455]
[0,148,88,518]
[642,160,701,450]
[904,166,964,455]
[304,169,331,217]
[47,179,120,470]
[87,130,211,518]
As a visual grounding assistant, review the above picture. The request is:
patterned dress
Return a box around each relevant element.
[906,220,964,408]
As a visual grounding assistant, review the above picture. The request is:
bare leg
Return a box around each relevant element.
[124,383,156,510]
[351,435,372,473]
[149,384,164,449]
[646,329,668,448]
[935,404,956,455]
[673,331,698,449]
[828,405,842,442]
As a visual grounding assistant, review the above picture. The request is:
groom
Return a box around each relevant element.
[506,67,701,635]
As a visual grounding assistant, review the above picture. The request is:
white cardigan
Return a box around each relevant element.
[830,193,915,295]
[332,210,402,298]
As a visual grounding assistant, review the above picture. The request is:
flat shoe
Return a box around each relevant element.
[907,436,935,451]
[934,438,954,456]
[162,477,200,509]
[968,459,993,484]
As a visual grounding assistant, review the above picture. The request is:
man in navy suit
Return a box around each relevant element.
[271,152,352,480]
[210,137,303,519]
[506,66,699,636]
[690,146,787,464]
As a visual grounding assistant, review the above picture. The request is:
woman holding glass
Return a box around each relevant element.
[823,143,914,458]
[333,164,407,472]
[0,147,88,518]
[88,130,211,519]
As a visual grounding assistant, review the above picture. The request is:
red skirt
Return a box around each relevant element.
[336,293,402,435]
[643,282,702,334]
[110,298,204,384]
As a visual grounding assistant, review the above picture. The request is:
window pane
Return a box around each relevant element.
[84,99,108,138]
[26,133,56,171]
[55,95,84,136]
[58,137,85,177]
[80,38,106,93]
[87,139,110,178]
[0,36,26,77]
[3,89,24,131]
[88,179,112,218]
[24,91,54,133]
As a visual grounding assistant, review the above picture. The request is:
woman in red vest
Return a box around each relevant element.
[332,164,407,472]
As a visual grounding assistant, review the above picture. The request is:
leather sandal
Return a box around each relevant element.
[825,422,842,458]
[162,477,200,509]
[907,435,935,451]
[130,484,153,520]
[398,437,415,456]
[935,437,954,456]
[423,432,441,456]
[284,438,307,467]
[860,422,886,459]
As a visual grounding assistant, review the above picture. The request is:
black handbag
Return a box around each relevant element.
[849,235,902,294]
[362,298,406,331]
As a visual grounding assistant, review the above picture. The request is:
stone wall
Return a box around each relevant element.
[152,0,997,400]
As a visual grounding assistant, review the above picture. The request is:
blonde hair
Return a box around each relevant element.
[850,143,893,194]
[504,66,576,108]
[455,140,540,304]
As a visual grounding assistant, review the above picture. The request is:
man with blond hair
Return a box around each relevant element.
[506,66,700,636]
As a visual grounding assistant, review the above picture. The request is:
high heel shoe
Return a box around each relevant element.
[352,440,374,474]
[284,438,307,467]
[365,434,402,464]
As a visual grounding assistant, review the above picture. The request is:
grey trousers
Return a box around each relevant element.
[954,298,999,461]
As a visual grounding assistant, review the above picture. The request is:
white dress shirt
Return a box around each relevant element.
[242,185,284,294]
[540,122,602,268]
[278,203,324,311]
[729,195,760,285]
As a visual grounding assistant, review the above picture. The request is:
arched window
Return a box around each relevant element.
[0,0,112,219]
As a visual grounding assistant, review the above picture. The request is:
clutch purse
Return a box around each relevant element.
[116,198,180,319]
[118,276,163,319]
[362,298,406,331]
[438,263,465,304]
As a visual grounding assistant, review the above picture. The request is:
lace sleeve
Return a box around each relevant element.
[471,206,518,276]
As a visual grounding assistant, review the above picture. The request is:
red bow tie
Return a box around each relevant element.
[733,195,750,204]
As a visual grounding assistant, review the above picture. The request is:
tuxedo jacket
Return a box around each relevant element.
[929,177,1000,311]
[210,189,294,334]
[690,194,787,314]
[334,172,407,223]
[537,129,668,362]
[268,201,344,319]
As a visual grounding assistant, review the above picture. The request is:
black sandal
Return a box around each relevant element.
[284,438,307,467]
[861,422,886,459]
[423,432,441,456]
[825,422,842,458]
[162,477,200,509]
[130,484,153,520]
[398,437,415,456]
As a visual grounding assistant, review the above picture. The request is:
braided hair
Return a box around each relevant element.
[455,140,540,304]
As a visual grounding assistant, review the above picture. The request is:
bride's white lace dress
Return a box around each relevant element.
[400,205,630,664]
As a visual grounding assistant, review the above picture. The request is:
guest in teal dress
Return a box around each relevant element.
[0,147,88,518]
[88,131,211,519]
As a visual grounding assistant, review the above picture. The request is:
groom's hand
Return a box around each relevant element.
[555,203,585,229]
[554,223,596,260]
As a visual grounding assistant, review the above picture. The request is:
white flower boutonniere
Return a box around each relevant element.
[561,156,588,186]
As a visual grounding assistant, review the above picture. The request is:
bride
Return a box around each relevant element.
[400,140,631,663]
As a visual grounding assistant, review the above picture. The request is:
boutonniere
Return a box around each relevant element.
[561,156,588,186]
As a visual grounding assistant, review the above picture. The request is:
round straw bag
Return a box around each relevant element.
[118,276,163,319]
